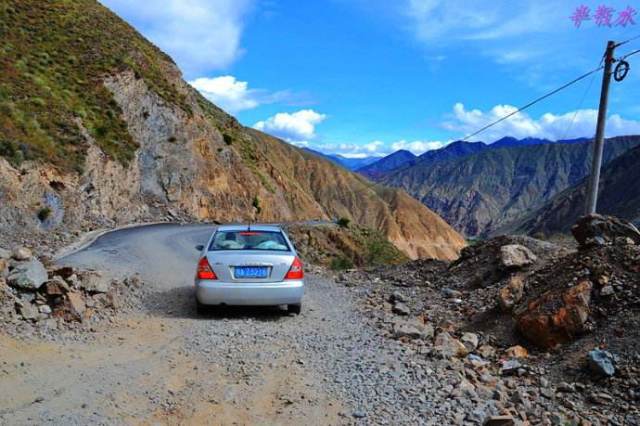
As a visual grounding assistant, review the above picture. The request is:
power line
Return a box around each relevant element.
[619,48,640,61]
[461,65,605,142]
[615,33,640,48]
[559,65,599,141]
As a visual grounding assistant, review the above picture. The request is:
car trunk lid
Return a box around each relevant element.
[205,251,295,283]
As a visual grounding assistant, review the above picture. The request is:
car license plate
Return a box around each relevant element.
[234,266,269,279]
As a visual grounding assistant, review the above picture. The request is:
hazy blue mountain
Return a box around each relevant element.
[302,148,379,170]
[491,137,552,149]
[358,150,417,179]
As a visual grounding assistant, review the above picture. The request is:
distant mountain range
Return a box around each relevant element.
[369,136,640,237]
[302,148,380,171]
[358,150,417,180]
[501,143,640,235]
[358,137,593,180]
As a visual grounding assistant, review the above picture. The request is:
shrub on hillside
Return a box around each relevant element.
[337,217,350,228]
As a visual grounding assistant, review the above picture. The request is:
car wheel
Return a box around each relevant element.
[196,300,208,315]
[287,303,301,315]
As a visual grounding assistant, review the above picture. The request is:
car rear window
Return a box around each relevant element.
[209,230,290,252]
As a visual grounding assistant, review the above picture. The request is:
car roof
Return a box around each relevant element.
[216,224,284,232]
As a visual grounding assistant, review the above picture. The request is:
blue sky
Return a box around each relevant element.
[100,0,640,157]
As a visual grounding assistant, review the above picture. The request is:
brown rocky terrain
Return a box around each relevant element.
[340,215,640,424]
[0,0,465,261]
[2,214,639,424]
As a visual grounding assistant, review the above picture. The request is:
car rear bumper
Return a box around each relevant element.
[195,279,304,306]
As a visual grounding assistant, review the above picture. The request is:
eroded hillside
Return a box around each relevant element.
[0,0,465,260]
[380,137,640,237]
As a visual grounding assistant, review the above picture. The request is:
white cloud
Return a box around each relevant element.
[313,141,386,158]
[391,140,446,154]
[99,0,253,75]
[443,102,640,142]
[189,75,293,113]
[394,0,592,72]
[254,110,327,143]
[190,76,257,112]
[403,0,560,43]
[307,139,445,158]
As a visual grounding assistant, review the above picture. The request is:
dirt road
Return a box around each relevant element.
[1,224,445,425]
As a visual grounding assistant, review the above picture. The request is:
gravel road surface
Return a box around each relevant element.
[1,224,474,425]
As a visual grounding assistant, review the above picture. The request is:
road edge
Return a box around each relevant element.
[54,221,181,260]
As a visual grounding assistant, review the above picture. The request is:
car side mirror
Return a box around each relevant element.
[195,244,204,251]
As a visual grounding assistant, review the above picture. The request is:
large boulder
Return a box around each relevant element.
[516,279,592,348]
[587,349,616,377]
[43,276,70,296]
[392,319,434,340]
[7,259,48,290]
[17,301,40,321]
[499,244,537,269]
[572,214,640,248]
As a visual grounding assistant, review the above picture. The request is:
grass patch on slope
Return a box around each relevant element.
[287,224,408,270]
[0,0,189,171]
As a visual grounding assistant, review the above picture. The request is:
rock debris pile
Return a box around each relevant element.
[339,215,640,424]
[0,246,147,337]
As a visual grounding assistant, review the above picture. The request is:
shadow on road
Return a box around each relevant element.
[142,285,291,322]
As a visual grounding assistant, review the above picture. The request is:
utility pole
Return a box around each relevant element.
[585,40,616,215]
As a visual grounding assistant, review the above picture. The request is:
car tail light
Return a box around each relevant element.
[285,256,304,280]
[197,257,217,280]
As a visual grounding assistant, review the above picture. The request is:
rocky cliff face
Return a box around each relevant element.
[0,0,465,260]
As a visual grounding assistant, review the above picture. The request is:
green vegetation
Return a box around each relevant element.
[252,196,261,215]
[0,139,26,167]
[337,217,350,228]
[289,224,408,270]
[330,256,354,271]
[359,228,407,266]
[0,1,191,171]
[465,237,483,246]
[37,206,51,221]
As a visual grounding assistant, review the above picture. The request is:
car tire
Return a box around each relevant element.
[196,300,208,315]
[287,303,301,315]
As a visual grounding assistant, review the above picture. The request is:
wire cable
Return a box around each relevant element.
[461,65,605,142]
[559,56,605,141]
[619,48,640,61]
[559,70,599,141]
[615,33,640,48]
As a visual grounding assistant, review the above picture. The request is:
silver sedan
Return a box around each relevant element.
[194,225,304,314]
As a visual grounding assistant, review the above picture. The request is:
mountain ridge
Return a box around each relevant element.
[0,0,466,260]
[379,135,640,237]
[500,144,640,235]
